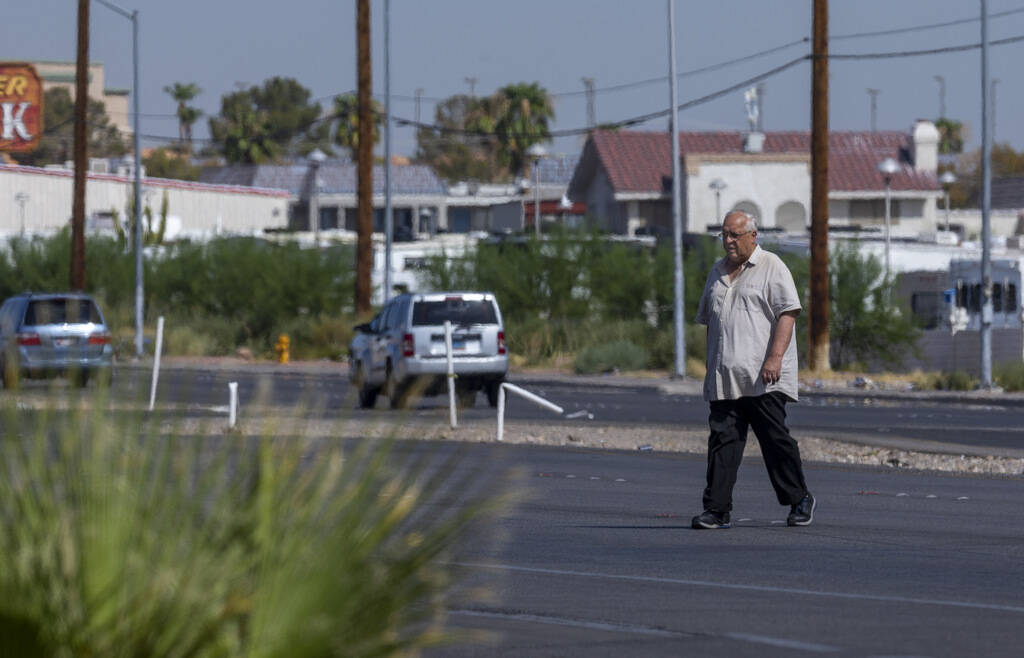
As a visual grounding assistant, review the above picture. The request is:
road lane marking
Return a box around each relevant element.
[725,632,841,653]
[450,608,688,638]
[455,563,1024,614]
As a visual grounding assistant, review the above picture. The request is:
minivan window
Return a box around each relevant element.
[412,299,497,326]
[25,298,102,325]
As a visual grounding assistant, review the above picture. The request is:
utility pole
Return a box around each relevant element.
[866,88,879,132]
[581,77,596,131]
[934,75,946,119]
[809,0,830,372]
[464,76,478,97]
[667,0,685,378]
[355,0,373,314]
[990,78,999,142]
[756,82,765,131]
[71,0,90,290]
[980,0,993,388]
[414,88,424,124]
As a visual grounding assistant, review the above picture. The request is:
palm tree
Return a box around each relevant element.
[333,92,382,160]
[492,82,554,178]
[163,82,203,151]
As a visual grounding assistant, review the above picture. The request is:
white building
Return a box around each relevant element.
[0,163,289,239]
[568,121,944,237]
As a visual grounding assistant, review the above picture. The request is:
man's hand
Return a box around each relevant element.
[761,354,783,384]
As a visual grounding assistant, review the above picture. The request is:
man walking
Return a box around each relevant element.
[691,210,815,529]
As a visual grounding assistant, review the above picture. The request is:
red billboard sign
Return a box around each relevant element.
[0,63,43,152]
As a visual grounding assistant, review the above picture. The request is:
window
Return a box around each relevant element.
[412,299,497,326]
[849,199,900,223]
[910,292,942,329]
[25,298,101,325]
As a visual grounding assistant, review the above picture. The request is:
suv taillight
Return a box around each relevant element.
[402,333,415,357]
[88,331,111,345]
[17,332,40,346]
[497,331,507,355]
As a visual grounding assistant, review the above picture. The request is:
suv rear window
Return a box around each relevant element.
[412,299,497,326]
[24,299,102,325]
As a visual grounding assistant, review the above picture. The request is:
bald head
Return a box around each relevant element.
[724,210,757,233]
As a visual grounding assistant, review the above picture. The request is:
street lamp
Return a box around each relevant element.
[939,170,957,234]
[307,148,327,245]
[877,157,899,280]
[96,0,144,358]
[709,178,727,222]
[14,192,28,235]
[527,143,547,238]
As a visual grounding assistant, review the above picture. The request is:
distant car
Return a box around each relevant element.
[0,292,114,388]
[349,292,508,409]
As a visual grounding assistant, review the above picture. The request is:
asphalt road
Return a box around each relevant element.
[420,441,1024,657]
[5,364,1024,656]
[98,364,1024,457]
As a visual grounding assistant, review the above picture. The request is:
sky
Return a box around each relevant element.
[6,0,1024,161]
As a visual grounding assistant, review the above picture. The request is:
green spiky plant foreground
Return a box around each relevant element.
[0,386,507,657]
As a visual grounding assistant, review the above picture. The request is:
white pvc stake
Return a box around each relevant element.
[496,384,506,441]
[445,320,456,428]
[148,315,164,412]
[495,382,564,442]
[228,381,238,428]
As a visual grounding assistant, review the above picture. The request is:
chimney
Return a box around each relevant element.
[743,132,765,154]
[912,119,939,172]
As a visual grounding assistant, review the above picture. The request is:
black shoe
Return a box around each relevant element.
[691,510,731,529]
[787,493,816,526]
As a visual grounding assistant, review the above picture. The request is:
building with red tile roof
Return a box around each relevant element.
[568,121,942,237]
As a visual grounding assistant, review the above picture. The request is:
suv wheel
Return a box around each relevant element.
[385,364,410,410]
[456,387,477,409]
[486,379,504,408]
[353,361,378,409]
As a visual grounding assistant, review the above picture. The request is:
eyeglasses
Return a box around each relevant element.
[719,230,752,240]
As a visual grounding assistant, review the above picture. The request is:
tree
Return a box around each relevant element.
[414,94,505,182]
[209,77,326,161]
[163,82,203,151]
[935,117,965,155]
[948,143,1024,208]
[492,82,554,179]
[143,147,201,181]
[11,88,126,167]
[828,242,921,370]
[332,92,382,160]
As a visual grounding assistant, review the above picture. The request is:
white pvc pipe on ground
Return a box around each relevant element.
[228,381,238,428]
[496,382,564,442]
[148,315,164,412]
[445,320,456,428]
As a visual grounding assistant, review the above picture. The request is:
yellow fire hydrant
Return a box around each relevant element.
[274,333,290,364]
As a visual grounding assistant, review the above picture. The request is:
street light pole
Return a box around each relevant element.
[877,157,899,281]
[97,0,144,358]
[527,143,547,238]
[709,178,727,223]
[668,0,685,379]
[384,0,393,303]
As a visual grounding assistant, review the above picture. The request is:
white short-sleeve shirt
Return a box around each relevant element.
[695,245,802,402]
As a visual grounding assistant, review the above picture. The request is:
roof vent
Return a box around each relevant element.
[743,132,765,154]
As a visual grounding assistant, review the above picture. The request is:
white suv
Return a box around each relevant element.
[349,292,508,409]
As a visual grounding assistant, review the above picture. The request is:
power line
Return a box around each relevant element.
[832,5,1024,40]
[830,33,1024,59]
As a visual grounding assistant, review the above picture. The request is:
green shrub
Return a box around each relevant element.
[0,394,501,656]
[995,361,1024,392]
[917,370,977,391]
[573,339,649,374]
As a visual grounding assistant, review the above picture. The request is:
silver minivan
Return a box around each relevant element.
[0,292,114,388]
[349,292,508,408]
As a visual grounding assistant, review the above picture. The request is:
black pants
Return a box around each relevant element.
[702,392,809,513]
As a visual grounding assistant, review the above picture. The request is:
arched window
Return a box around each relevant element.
[775,201,807,233]
[730,200,761,225]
